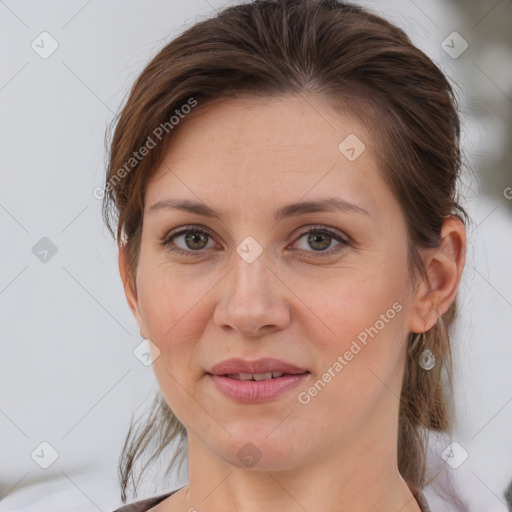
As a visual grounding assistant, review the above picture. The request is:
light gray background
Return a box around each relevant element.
[1,0,511,510]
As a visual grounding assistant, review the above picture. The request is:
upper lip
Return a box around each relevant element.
[208,357,309,375]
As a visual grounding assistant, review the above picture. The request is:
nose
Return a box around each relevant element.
[213,250,291,337]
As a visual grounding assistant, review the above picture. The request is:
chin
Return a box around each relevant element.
[215,432,308,472]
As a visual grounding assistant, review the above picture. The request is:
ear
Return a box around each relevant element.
[119,244,143,328]
[408,216,466,333]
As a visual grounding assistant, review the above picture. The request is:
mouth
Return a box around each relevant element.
[206,358,311,403]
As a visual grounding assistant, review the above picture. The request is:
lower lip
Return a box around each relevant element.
[208,373,310,403]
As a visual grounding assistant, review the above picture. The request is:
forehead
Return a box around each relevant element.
[146,94,386,215]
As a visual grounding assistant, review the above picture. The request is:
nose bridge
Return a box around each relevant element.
[227,243,273,306]
[225,227,271,293]
[214,240,289,335]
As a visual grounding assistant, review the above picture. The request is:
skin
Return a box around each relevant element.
[119,94,466,512]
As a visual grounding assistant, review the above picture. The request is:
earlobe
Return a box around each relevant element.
[409,216,466,332]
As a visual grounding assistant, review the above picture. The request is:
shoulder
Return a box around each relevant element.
[112,490,177,512]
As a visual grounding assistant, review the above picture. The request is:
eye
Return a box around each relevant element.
[290,226,349,256]
[161,226,217,257]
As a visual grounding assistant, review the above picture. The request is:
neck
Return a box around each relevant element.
[177,431,422,512]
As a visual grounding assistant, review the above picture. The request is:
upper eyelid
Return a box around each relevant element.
[163,224,221,244]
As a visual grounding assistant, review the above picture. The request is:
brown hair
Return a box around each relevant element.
[102,0,468,503]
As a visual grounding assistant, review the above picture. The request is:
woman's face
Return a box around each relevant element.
[123,94,423,470]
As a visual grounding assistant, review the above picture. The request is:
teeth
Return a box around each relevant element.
[228,371,286,381]
[253,372,273,381]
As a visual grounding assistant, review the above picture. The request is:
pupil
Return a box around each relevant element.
[309,232,330,251]
[186,231,207,250]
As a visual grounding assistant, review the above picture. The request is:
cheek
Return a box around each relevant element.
[294,249,410,383]
[137,246,200,331]
[306,262,407,335]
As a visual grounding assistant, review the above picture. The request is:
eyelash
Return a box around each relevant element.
[160,224,350,258]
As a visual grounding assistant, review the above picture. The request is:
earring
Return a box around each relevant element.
[410,332,436,370]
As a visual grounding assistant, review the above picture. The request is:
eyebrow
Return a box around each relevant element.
[148,196,370,222]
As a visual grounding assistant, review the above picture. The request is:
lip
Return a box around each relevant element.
[207,357,310,403]
[208,373,310,403]
[208,357,308,375]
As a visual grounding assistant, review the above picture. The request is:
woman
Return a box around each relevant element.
[104,0,468,510]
